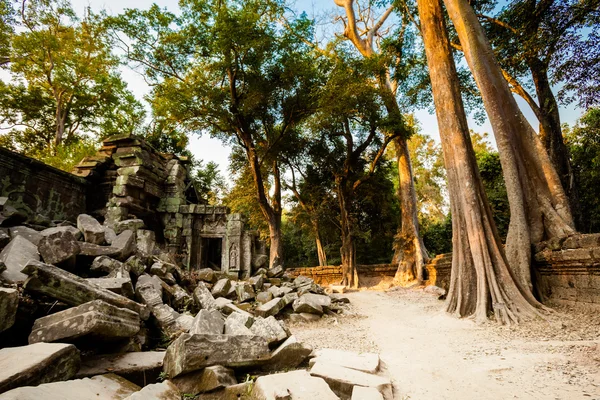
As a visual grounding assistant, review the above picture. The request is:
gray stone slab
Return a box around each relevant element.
[8,226,42,246]
[0,236,39,283]
[262,335,312,373]
[0,373,140,399]
[251,370,339,400]
[86,277,134,299]
[255,297,285,318]
[77,214,105,245]
[309,362,392,400]
[190,309,224,335]
[194,282,218,310]
[256,291,273,304]
[22,261,149,319]
[163,333,270,378]
[29,300,140,344]
[0,288,18,333]
[224,312,254,336]
[212,278,231,298]
[0,343,80,395]
[41,225,82,241]
[249,316,288,346]
[38,230,81,266]
[135,274,163,308]
[124,380,180,399]
[0,230,10,252]
[172,365,236,395]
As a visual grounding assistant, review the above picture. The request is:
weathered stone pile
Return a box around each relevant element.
[0,212,392,399]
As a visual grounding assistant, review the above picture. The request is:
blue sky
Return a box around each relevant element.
[66,0,584,179]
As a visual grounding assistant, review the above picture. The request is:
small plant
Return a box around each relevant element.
[157,371,169,382]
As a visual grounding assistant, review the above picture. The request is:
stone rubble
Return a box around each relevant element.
[0,211,396,400]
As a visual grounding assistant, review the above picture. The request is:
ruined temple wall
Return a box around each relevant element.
[0,147,87,222]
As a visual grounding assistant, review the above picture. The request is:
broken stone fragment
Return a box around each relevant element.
[124,380,180,400]
[176,313,195,332]
[248,274,264,290]
[77,214,106,245]
[254,267,268,277]
[330,294,351,303]
[135,274,163,308]
[309,362,392,400]
[263,335,313,373]
[224,311,254,336]
[115,219,145,235]
[221,302,252,316]
[193,282,218,310]
[78,242,120,258]
[196,268,216,283]
[281,292,298,307]
[251,370,339,400]
[151,303,181,336]
[86,277,134,299]
[309,349,380,374]
[0,230,9,252]
[235,281,256,303]
[267,265,284,278]
[124,255,146,277]
[256,291,273,304]
[41,225,83,241]
[0,373,140,400]
[75,351,165,387]
[255,296,286,318]
[135,229,155,260]
[293,293,331,315]
[8,226,43,246]
[38,230,81,266]
[289,312,321,323]
[252,254,268,269]
[267,285,283,298]
[0,235,39,283]
[22,260,150,319]
[104,226,117,245]
[213,297,233,310]
[212,278,231,298]
[0,288,18,333]
[29,299,141,344]
[249,316,288,346]
[172,365,237,395]
[352,386,384,400]
[90,256,125,276]
[171,284,194,311]
[0,343,81,395]
[190,309,225,335]
[111,230,135,261]
[163,333,270,378]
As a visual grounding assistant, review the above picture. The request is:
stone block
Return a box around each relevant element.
[111,230,136,261]
[214,297,233,310]
[255,297,286,318]
[249,274,264,290]
[309,349,380,374]
[0,288,18,333]
[171,284,194,311]
[135,274,163,308]
[289,312,321,323]
[0,230,9,252]
[22,261,150,319]
[190,309,225,335]
[136,229,155,259]
[256,291,273,304]
[86,277,134,298]
[124,380,180,399]
[38,230,80,266]
[194,282,218,310]
[197,268,216,283]
[251,370,339,400]
[162,333,270,378]
[0,373,140,399]
[41,226,82,241]
[90,256,125,276]
[172,365,237,395]
[352,386,384,400]
[115,219,145,235]
[309,362,392,400]
[224,311,254,335]
[124,255,146,277]
[293,294,331,315]
[151,304,181,336]
[29,300,140,344]
[8,226,42,246]
[263,335,313,372]
[78,242,120,258]
[236,282,256,303]
[267,265,284,278]
[77,214,105,245]
[0,343,80,395]
[176,314,195,332]
[76,351,165,387]
[212,278,232,298]
[250,316,288,346]
[0,236,39,283]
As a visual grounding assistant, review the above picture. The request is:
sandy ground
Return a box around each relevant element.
[290,288,600,400]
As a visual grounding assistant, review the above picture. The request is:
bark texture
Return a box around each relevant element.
[443,0,575,292]
[417,0,547,324]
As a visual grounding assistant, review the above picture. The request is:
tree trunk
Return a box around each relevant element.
[268,213,283,268]
[393,137,429,284]
[529,59,582,229]
[337,179,359,288]
[313,219,328,267]
[443,0,576,292]
[417,0,547,324]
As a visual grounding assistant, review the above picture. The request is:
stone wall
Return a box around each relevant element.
[0,147,87,222]
[534,234,600,308]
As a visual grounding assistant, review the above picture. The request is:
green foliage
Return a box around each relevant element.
[565,108,600,232]
[0,0,15,66]
[420,214,452,256]
[191,160,227,205]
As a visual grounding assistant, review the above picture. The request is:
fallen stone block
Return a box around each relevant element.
[124,380,180,400]
[250,316,288,346]
[22,261,150,319]
[0,236,39,283]
[135,229,155,256]
[197,268,216,283]
[75,351,165,387]
[190,309,224,335]
[249,274,264,290]
[163,333,270,378]
[135,274,163,307]
[29,300,140,344]
[0,230,9,252]
[0,343,80,395]
[256,291,273,304]
[193,282,218,310]
[352,386,384,400]
[8,226,42,246]
[282,291,298,306]
[289,312,322,323]
[86,277,134,298]
[263,335,313,372]
[309,349,380,374]
[329,285,346,294]
[111,230,135,261]
[267,265,284,278]
[267,285,283,298]
[171,284,194,310]
[124,255,146,277]
[176,313,195,332]
[38,230,81,266]
[212,278,231,298]
[309,362,392,399]
[77,214,105,245]
[255,297,286,318]
[79,242,120,258]
[152,304,181,336]
[0,288,18,333]
[41,226,82,241]
[194,382,252,400]
[172,365,237,395]
[293,293,331,315]
[251,370,339,400]
[105,226,117,245]
[224,311,254,336]
[90,256,126,277]
[236,282,256,303]
[423,285,446,297]
[115,219,145,235]
[221,302,253,316]
[214,297,233,310]
[330,294,351,303]
[0,373,140,399]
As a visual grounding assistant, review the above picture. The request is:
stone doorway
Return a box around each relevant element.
[201,237,222,270]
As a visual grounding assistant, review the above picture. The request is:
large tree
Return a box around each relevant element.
[111,0,323,269]
[334,0,429,284]
[0,0,143,155]
[416,0,546,324]
[442,0,576,293]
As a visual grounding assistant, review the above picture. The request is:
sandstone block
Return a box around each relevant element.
[250,316,288,346]
[90,256,126,277]
[194,282,218,310]
[0,230,9,252]
[236,282,256,303]
[111,230,136,261]
[135,274,163,307]
[0,288,18,333]
[38,230,81,266]
[224,311,254,335]
[309,362,392,399]
[267,265,284,278]
[135,229,155,259]
[214,297,233,309]
[255,297,286,318]
[163,333,270,378]
[124,255,146,277]
[8,226,42,246]
[41,226,82,241]
[251,370,339,400]
[124,380,180,399]
[256,291,273,304]
[0,236,39,283]
[172,365,236,395]
[0,343,80,394]
[152,304,181,336]
[190,309,225,335]
[264,335,313,372]
[293,293,331,315]
[86,277,134,298]
[115,219,145,235]
[212,278,232,298]
[197,268,216,283]
[289,312,321,323]
[249,274,264,290]
[77,214,105,244]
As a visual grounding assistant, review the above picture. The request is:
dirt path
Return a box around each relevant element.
[291,288,600,400]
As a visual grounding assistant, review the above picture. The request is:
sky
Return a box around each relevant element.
[62,0,585,180]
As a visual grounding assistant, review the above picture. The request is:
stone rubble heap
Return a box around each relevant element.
[0,212,393,399]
